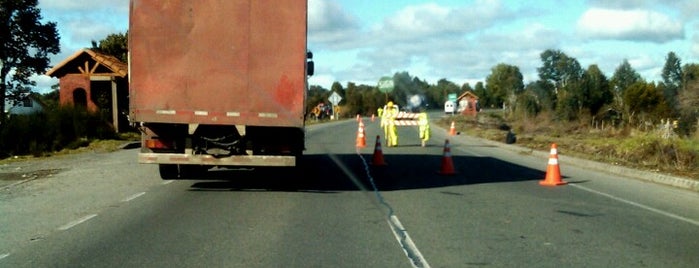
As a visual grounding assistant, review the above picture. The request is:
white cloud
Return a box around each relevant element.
[36,0,129,76]
[577,8,683,43]
[30,75,58,94]
[308,74,337,90]
[376,0,509,42]
[310,0,523,88]
[308,0,360,48]
[382,3,454,37]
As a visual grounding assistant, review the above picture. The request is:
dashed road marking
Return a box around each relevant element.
[121,192,146,202]
[0,253,9,260]
[162,180,174,185]
[57,214,98,231]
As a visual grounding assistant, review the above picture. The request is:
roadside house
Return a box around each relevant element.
[45,48,128,132]
[4,94,46,116]
[457,91,480,116]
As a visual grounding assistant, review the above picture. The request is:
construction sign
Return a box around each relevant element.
[378,76,394,93]
[393,111,420,126]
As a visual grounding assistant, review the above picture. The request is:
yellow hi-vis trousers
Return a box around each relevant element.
[386,121,398,147]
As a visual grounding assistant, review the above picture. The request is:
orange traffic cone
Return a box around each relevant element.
[371,114,375,122]
[449,121,457,136]
[438,139,456,175]
[371,135,387,166]
[539,143,567,186]
[356,114,361,122]
[356,120,366,148]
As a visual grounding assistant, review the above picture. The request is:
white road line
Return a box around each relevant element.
[162,180,174,185]
[388,215,431,268]
[57,214,98,231]
[338,150,431,268]
[121,192,146,202]
[0,253,9,260]
[570,184,699,227]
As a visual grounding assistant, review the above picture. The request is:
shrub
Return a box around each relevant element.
[0,106,117,158]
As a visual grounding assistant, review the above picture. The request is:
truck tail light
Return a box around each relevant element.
[145,139,173,149]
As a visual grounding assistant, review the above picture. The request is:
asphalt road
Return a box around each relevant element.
[1,114,699,267]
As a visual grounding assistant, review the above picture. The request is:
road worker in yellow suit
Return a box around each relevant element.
[417,111,430,147]
[383,101,399,147]
[377,106,384,127]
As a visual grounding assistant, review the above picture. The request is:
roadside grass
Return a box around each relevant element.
[438,110,699,180]
[0,107,140,165]
[52,132,140,155]
[0,133,139,164]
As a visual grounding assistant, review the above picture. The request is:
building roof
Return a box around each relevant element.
[457,91,479,100]
[45,48,127,78]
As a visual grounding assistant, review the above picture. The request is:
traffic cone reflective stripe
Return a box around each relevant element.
[449,121,457,136]
[356,120,366,148]
[539,143,566,186]
[371,135,387,166]
[438,139,456,175]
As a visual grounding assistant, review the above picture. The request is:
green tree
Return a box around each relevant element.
[678,81,699,136]
[0,0,60,119]
[485,63,524,111]
[472,82,489,108]
[525,80,556,111]
[678,63,699,136]
[360,84,383,115]
[610,59,642,106]
[623,82,670,125]
[344,82,363,116]
[514,89,541,119]
[537,49,583,94]
[91,31,128,62]
[330,81,345,103]
[580,64,613,116]
[682,63,699,85]
[461,82,473,93]
[556,83,583,120]
[425,78,459,110]
[661,52,682,116]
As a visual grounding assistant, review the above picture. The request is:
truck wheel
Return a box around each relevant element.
[159,164,179,180]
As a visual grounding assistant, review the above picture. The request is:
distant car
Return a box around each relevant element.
[444,100,456,114]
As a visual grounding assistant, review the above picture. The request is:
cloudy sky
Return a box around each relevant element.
[33,0,699,92]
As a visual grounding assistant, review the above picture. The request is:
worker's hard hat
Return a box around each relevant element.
[387,101,394,107]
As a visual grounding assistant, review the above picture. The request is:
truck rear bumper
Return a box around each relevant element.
[139,153,296,167]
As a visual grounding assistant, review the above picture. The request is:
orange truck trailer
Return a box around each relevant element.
[128,0,313,179]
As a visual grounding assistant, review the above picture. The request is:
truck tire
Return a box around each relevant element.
[159,164,179,180]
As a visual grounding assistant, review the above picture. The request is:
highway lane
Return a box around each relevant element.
[1,115,699,267]
[366,114,699,267]
[1,120,412,267]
